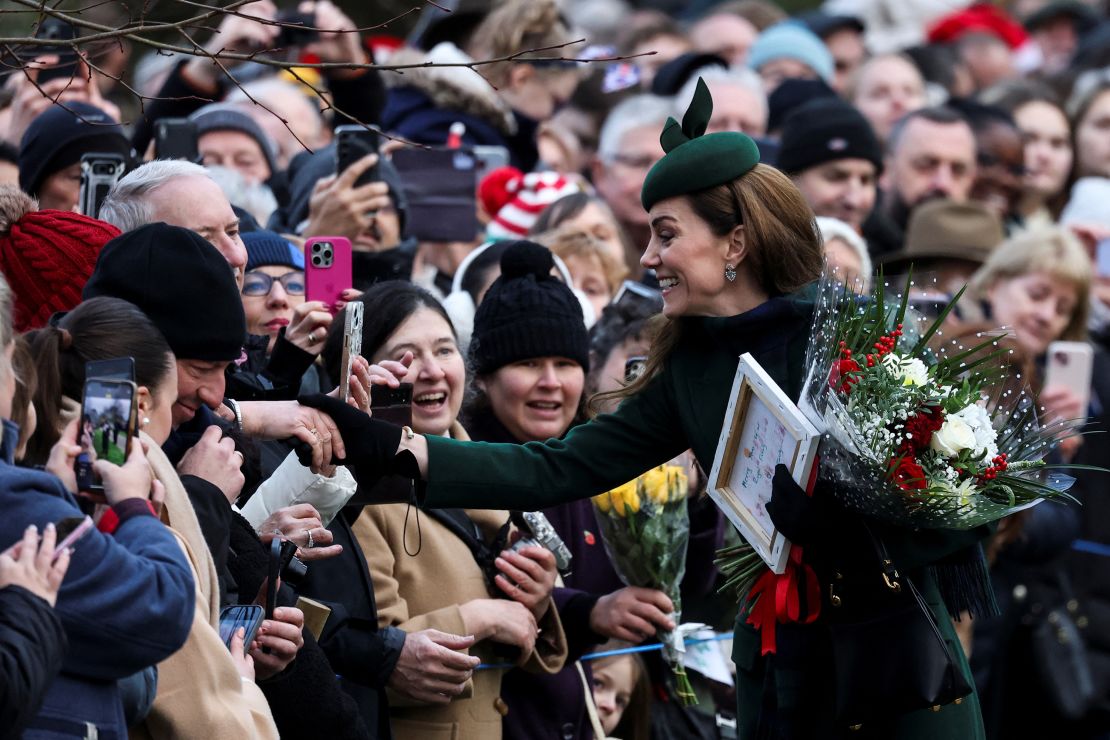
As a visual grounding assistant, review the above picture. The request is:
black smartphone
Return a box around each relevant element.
[86,357,135,383]
[624,356,647,383]
[391,147,478,243]
[32,19,79,85]
[219,604,265,655]
[264,538,299,620]
[75,378,137,495]
[154,118,199,162]
[275,10,319,47]
[370,383,413,427]
[79,152,126,219]
[335,124,382,184]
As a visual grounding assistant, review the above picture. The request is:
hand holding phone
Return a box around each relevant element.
[338,302,364,404]
[75,378,138,496]
[219,604,265,655]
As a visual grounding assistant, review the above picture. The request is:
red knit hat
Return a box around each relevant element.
[927,3,1029,49]
[0,188,121,332]
[479,166,581,239]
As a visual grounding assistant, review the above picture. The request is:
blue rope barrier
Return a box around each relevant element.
[476,632,731,671]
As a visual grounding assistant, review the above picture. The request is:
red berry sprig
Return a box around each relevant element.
[977,453,1009,482]
[864,324,903,368]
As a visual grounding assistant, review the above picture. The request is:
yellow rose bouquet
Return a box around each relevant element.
[592,464,696,704]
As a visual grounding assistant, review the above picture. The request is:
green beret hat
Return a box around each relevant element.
[640,78,760,211]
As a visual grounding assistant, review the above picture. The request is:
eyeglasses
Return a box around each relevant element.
[242,270,305,297]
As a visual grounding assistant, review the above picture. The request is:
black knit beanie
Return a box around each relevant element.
[82,222,246,362]
[471,241,590,375]
[18,101,132,197]
[777,98,883,175]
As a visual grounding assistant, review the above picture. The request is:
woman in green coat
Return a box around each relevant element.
[304,80,988,739]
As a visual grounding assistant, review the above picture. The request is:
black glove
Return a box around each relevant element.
[296,393,403,470]
[765,464,827,545]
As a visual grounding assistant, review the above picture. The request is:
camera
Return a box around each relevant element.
[510,511,573,578]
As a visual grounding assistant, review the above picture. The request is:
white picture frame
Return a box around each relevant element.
[707,353,821,574]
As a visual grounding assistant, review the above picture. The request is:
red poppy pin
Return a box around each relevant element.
[584,531,596,546]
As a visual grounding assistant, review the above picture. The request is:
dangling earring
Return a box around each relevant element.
[724,264,737,283]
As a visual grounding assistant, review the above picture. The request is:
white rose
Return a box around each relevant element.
[931,416,977,457]
[950,404,999,461]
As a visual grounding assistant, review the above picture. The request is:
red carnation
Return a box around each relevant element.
[901,406,945,453]
[828,358,862,395]
[888,456,928,491]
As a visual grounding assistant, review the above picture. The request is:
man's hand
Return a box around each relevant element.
[184,0,279,91]
[304,154,391,241]
[459,599,538,666]
[301,0,367,75]
[494,546,557,620]
[387,629,479,704]
[258,504,343,562]
[238,400,345,471]
[176,426,245,504]
[589,586,675,643]
[285,300,334,351]
[250,606,305,680]
[0,524,70,607]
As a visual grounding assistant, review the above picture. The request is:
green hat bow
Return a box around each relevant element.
[640,78,761,211]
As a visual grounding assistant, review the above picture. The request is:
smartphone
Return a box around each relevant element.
[263,538,299,620]
[391,146,479,243]
[86,357,135,383]
[36,54,79,85]
[335,124,382,184]
[53,515,93,560]
[612,280,663,314]
[624,356,647,383]
[75,378,137,495]
[1044,341,1094,418]
[154,118,199,162]
[32,19,78,85]
[219,604,265,654]
[304,237,353,312]
[370,383,413,427]
[275,10,319,47]
[78,153,126,219]
[472,144,510,183]
[1096,238,1110,278]
[338,302,364,404]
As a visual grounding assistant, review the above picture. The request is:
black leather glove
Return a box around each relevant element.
[765,464,827,545]
[296,393,404,470]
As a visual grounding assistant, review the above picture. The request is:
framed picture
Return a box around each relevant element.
[707,353,820,574]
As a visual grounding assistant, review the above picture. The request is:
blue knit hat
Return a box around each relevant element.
[243,230,304,272]
[747,22,834,83]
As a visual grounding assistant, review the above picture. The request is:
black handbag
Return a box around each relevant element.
[827,527,974,727]
[1029,570,1095,720]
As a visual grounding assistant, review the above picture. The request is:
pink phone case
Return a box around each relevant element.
[304,237,353,311]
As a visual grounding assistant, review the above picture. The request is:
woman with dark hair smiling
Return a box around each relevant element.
[304,80,991,738]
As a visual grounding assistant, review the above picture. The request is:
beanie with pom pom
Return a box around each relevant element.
[479,167,580,239]
[0,186,120,332]
[470,240,589,374]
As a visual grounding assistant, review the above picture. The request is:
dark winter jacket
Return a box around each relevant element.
[0,586,67,740]
[0,421,194,739]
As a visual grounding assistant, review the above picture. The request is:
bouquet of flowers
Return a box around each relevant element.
[718,274,1091,601]
[592,464,696,704]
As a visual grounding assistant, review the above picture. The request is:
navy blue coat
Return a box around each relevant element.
[0,422,194,738]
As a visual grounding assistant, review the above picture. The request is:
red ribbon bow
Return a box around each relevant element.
[744,461,823,655]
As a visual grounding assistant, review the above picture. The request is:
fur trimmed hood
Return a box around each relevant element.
[384,42,516,135]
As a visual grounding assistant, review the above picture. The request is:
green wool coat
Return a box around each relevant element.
[423,291,988,739]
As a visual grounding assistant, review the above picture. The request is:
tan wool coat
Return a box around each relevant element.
[353,425,567,740]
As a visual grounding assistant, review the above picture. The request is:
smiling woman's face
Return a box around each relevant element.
[482,356,584,442]
[640,196,733,318]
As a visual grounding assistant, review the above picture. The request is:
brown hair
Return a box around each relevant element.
[594,164,823,409]
[467,0,573,87]
[967,226,1092,344]
[10,336,36,460]
[592,645,651,740]
[541,228,629,293]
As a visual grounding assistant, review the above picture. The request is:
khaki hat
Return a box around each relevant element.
[880,199,1004,270]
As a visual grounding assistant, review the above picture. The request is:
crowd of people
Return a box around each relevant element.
[0,0,1108,738]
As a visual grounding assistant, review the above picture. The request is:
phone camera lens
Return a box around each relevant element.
[312,255,322,266]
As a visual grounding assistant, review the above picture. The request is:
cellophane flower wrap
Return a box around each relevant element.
[592,464,696,704]
[718,273,1090,601]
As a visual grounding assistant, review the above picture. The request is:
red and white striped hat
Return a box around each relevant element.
[480,166,580,239]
